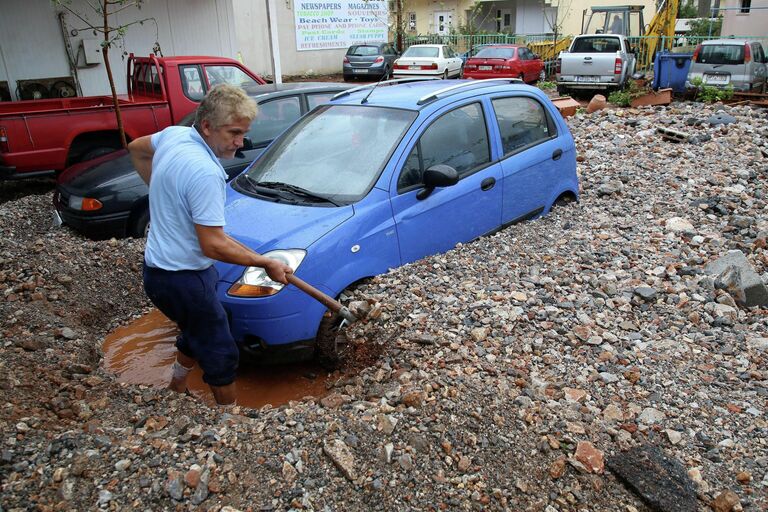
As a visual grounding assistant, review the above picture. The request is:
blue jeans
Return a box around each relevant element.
[143,264,238,387]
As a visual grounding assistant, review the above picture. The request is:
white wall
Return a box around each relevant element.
[0,0,238,99]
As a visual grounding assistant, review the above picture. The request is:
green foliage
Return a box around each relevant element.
[538,80,557,90]
[678,0,698,19]
[686,17,723,37]
[607,80,649,107]
[689,77,734,103]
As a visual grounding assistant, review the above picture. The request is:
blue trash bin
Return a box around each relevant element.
[653,51,693,93]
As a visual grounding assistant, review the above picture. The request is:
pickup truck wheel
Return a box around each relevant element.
[315,309,349,369]
[81,146,118,162]
[130,207,150,238]
[537,69,546,82]
[556,85,568,96]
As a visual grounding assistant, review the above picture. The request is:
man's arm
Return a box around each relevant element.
[194,224,293,283]
[128,136,155,185]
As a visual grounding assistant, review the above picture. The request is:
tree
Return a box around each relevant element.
[686,16,722,37]
[52,1,157,149]
[678,0,698,18]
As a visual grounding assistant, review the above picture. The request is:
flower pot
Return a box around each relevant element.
[630,88,673,108]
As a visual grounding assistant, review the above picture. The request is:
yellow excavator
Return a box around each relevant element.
[532,0,679,72]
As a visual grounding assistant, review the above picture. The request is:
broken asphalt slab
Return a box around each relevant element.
[607,445,698,512]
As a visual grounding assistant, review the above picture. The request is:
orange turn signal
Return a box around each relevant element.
[80,198,103,211]
[228,283,279,297]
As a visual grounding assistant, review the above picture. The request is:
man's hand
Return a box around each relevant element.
[263,259,293,285]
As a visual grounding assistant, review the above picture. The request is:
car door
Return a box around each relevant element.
[490,94,562,224]
[389,101,503,264]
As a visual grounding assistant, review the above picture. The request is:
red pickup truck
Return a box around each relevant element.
[0,54,265,178]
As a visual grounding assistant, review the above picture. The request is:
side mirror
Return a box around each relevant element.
[417,164,459,200]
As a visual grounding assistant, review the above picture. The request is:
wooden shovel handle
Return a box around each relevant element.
[285,274,343,313]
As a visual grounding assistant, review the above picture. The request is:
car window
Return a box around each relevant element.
[307,92,337,110]
[398,103,490,191]
[244,105,417,203]
[475,48,516,59]
[402,46,439,58]
[205,65,259,89]
[520,48,531,60]
[180,65,205,101]
[697,45,744,65]
[572,37,621,53]
[347,45,380,56]
[249,96,302,145]
[492,97,555,156]
[752,43,765,63]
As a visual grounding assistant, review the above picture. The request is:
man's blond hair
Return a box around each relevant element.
[195,84,257,129]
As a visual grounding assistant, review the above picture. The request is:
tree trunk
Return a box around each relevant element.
[103,0,127,149]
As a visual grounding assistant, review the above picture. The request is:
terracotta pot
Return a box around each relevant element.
[586,94,607,113]
[630,88,673,108]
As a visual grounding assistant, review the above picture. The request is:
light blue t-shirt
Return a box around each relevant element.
[144,126,227,271]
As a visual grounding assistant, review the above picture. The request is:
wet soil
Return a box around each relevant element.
[102,309,333,408]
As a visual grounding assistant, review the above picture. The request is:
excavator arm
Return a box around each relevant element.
[639,0,679,69]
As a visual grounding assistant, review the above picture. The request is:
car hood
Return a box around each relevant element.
[58,150,145,195]
[216,188,355,283]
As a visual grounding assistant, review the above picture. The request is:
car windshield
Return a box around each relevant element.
[348,45,380,56]
[241,105,417,203]
[572,37,621,53]
[403,46,439,58]
[697,45,745,65]
[475,48,516,59]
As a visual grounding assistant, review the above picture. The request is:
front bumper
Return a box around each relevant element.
[53,191,130,239]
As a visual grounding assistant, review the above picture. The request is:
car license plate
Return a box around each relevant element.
[352,68,368,73]
[408,66,420,70]
[479,65,492,71]
[51,209,63,229]
[704,73,729,85]
[577,76,599,82]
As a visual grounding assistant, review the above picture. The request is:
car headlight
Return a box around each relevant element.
[68,195,103,211]
[227,249,306,297]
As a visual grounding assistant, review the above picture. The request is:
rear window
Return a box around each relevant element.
[697,45,745,65]
[572,37,621,53]
[403,46,439,58]
[475,48,516,59]
[347,45,380,56]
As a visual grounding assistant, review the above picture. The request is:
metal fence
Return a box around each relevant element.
[404,33,768,77]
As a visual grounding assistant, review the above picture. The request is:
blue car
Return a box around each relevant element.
[216,78,578,364]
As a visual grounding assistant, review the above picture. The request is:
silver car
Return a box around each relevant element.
[686,39,767,92]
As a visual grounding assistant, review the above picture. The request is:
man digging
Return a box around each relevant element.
[128,84,292,406]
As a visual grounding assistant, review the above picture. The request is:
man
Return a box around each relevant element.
[128,84,293,406]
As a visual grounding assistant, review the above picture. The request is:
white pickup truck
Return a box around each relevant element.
[556,34,636,95]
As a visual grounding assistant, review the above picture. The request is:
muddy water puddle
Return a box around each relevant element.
[103,309,331,408]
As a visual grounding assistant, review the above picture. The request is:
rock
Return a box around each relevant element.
[633,286,657,302]
[708,113,737,126]
[665,430,682,445]
[184,465,201,487]
[323,440,357,481]
[598,180,624,196]
[747,337,768,351]
[638,407,665,424]
[608,445,697,512]
[549,456,567,479]
[574,441,604,474]
[60,327,77,340]
[705,250,768,307]
[96,490,113,507]
[165,472,184,501]
[457,456,472,472]
[564,387,587,403]
[665,217,695,234]
[710,490,740,512]
[282,461,298,484]
[114,459,131,471]
[397,453,414,471]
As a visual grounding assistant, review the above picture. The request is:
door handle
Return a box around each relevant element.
[552,149,563,161]
[481,177,496,191]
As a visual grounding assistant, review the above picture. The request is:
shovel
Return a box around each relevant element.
[285,274,358,327]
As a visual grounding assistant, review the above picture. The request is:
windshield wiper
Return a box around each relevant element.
[256,181,341,206]
[236,174,293,202]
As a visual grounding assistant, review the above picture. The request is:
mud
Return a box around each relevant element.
[102,309,332,408]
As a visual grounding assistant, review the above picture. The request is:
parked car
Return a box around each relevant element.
[343,43,400,81]
[216,79,579,364]
[459,43,493,64]
[555,34,636,95]
[685,39,767,92]
[392,44,463,79]
[0,54,266,179]
[463,44,545,83]
[53,83,353,239]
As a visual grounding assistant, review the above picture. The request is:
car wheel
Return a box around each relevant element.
[518,73,525,83]
[130,206,150,238]
[81,146,118,162]
[537,69,546,82]
[442,70,449,79]
[343,74,353,82]
[384,66,392,80]
[315,309,348,369]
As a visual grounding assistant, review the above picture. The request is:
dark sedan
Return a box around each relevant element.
[53,82,353,239]
[343,42,399,81]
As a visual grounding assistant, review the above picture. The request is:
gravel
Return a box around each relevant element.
[1,100,767,511]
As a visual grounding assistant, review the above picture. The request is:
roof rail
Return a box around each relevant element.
[331,77,440,101]
[416,78,524,105]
